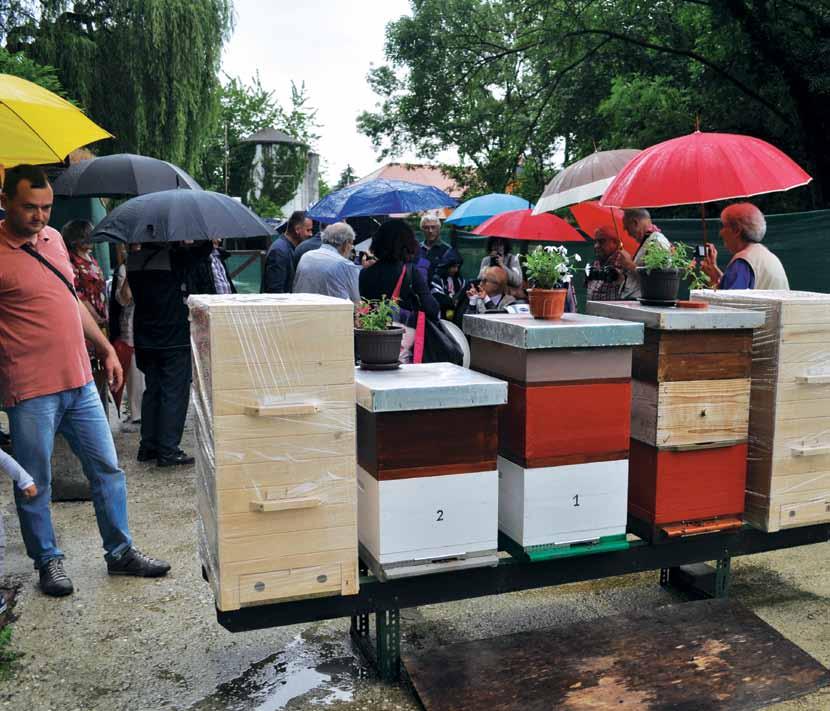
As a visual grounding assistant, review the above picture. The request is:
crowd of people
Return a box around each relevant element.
[0,162,790,603]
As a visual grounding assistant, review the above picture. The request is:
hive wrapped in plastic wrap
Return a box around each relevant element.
[188,293,358,611]
[692,290,830,531]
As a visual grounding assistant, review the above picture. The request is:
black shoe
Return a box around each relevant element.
[39,558,74,597]
[136,446,158,462]
[0,593,6,615]
[107,547,171,577]
[157,450,195,467]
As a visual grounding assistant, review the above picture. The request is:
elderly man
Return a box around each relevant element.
[261,210,313,293]
[466,266,517,313]
[0,165,169,597]
[701,203,789,289]
[418,214,450,281]
[622,208,672,266]
[293,222,361,303]
[585,226,641,301]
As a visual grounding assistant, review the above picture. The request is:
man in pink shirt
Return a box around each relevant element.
[0,165,170,597]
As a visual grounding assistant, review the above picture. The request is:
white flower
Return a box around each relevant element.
[557,264,568,274]
[574,254,582,263]
[544,245,555,253]
[584,265,591,275]
[562,274,573,283]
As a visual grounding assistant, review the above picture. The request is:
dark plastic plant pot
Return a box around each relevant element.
[637,267,681,303]
[354,327,404,367]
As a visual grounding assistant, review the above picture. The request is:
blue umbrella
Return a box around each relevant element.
[91,189,272,244]
[445,193,531,227]
[307,179,457,223]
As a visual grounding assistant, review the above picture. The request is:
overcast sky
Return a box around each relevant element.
[222,0,452,185]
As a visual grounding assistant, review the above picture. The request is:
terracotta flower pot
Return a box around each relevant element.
[528,288,567,320]
[354,327,404,367]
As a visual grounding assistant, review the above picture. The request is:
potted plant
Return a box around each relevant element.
[522,245,581,320]
[354,296,404,369]
[638,241,711,304]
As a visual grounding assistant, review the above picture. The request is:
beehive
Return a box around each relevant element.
[464,313,643,556]
[189,294,358,611]
[587,301,764,539]
[693,290,830,531]
[355,363,507,578]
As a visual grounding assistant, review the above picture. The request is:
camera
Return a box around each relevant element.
[488,255,500,267]
[585,265,620,283]
[696,245,707,260]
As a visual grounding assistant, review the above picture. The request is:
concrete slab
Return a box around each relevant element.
[354,363,507,412]
[586,300,766,330]
[462,312,643,350]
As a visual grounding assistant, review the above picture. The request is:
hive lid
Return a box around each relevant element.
[585,300,765,330]
[462,312,643,349]
[355,363,507,412]
[187,293,354,312]
[691,289,830,304]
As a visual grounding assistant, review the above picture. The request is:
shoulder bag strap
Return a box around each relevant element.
[390,264,407,301]
[20,243,78,300]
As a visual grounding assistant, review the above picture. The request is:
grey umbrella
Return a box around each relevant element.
[90,189,272,244]
[53,153,201,198]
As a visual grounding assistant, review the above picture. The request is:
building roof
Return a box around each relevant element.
[356,163,463,198]
[240,128,306,146]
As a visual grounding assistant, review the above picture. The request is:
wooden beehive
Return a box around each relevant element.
[587,301,764,539]
[693,290,830,531]
[355,363,507,577]
[465,313,643,553]
[189,294,359,611]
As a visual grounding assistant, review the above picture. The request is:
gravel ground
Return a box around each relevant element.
[0,423,827,711]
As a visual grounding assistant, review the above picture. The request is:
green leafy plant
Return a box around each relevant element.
[355,297,398,331]
[522,245,582,290]
[641,240,712,289]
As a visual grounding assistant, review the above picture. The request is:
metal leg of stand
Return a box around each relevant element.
[350,612,370,641]
[375,607,401,683]
[714,557,731,598]
[659,567,670,587]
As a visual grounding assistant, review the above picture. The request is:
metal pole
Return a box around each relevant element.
[224,122,229,195]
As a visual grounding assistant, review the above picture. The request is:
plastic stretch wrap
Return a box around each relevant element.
[188,293,359,611]
[692,289,830,531]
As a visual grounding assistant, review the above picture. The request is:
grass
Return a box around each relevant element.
[0,624,21,679]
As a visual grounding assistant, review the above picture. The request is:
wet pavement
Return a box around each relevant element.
[0,422,827,710]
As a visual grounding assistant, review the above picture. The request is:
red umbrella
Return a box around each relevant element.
[600,131,811,208]
[472,209,584,242]
[570,201,639,254]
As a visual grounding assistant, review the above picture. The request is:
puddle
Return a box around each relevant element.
[188,632,367,710]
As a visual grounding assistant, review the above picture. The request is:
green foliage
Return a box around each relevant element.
[359,0,830,207]
[0,45,66,96]
[640,240,711,289]
[198,75,319,216]
[356,297,398,331]
[335,164,358,190]
[0,624,21,678]
[4,0,234,173]
[523,245,582,290]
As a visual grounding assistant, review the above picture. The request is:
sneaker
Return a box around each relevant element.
[107,547,171,577]
[39,558,74,597]
[136,445,158,462]
[157,449,195,467]
[0,593,6,615]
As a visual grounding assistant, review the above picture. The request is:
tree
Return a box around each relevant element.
[0,45,66,96]
[360,0,830,207]
[198,74,319,217]
[335,164,357,189]
[3,0,233,173]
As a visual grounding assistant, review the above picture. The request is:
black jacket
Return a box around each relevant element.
[359,260,440,327]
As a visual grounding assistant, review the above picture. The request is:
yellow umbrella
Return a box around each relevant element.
[0,73,113,168]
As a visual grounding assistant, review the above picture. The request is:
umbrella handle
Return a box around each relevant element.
[700,203,709,245]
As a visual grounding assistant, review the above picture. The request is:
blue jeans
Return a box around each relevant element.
[6,381,132,569]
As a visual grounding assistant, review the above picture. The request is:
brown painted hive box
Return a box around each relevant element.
[693,290,830,531]
[189,294,358,612]
[586,301,764,537]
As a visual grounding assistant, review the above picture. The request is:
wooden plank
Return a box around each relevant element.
[217,502,356,539]
[781,301,830,325]
[403,599,830,711]
[776,398,830,421]
[633,348,752,383]
[631,379,750,448]
[781,324,830,344]
[213,458,355,491]
[470,338,632,384]
[217,478,354,515]
[643,327,753,355]
[628,439,747,524]
[500,450,630,470]
[357,405,499,480]
[199,359,355,392]
[217,524,357,563]
[779,342,830,365]
[213,431,354,467]
[500,381,631,464]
